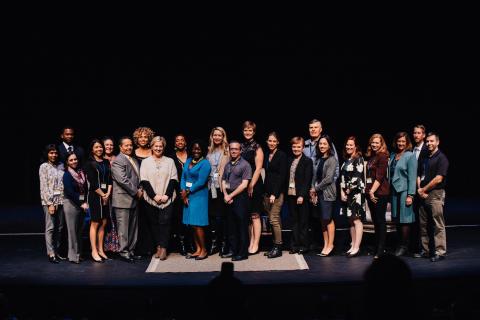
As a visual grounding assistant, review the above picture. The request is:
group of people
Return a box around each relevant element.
[39,120,449,265]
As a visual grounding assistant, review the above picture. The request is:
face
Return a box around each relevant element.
[47,150,58,163]
[152,141,164,157]
[413,127,426,144]
[267,135,279,152]
[291,143,304,157]
[120,138,133,156]
[229,143,241,159]
[345,139,356,157]
[191,143,203,160]
[67,154,78,169]
[175,136,186,151]
[243,127,255,140]
[309,122,322,140]
[396,136,407,152]
[370,137,381,153]
[92,142,104,158]
[318,138,330,154]
[426,135,439,152]
[212,130,224,146]
[61,128,74,144]
[138,133,149,148]
[104,139,114,156]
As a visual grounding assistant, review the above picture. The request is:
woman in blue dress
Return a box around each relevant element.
[180,140,211,260]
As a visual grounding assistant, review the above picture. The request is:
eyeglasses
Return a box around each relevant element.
[229,147,240,150]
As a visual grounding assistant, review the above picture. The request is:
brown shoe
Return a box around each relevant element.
[159,248,167,260]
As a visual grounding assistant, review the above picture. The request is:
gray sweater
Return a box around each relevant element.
[314,155,338,201]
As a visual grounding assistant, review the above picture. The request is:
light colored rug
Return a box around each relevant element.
[146,252,309,273]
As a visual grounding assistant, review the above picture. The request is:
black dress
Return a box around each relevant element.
[241,139,265,214]
[84,159,112,222]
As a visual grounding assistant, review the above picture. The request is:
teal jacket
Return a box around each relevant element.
[390,151,417,195]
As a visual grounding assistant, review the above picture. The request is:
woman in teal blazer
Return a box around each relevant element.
[389,132,417,257]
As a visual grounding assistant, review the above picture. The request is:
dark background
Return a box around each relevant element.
[3,21,478,205]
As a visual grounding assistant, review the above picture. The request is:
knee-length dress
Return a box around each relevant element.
[181,158,211,226]
[340,156,366,219]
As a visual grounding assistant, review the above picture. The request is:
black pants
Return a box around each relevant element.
[226,191,249,257]
[144,202,173,248]
[135,201,154,255]
[367,196,388,255]
[287,196,310,250]
[209,189,228,246]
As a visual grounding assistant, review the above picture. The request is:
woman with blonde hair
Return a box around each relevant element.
[207,127,230,255]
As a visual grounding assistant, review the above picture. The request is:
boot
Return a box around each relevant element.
[267,245,282,259]
[179,237,187,256]
[209,238,219,255]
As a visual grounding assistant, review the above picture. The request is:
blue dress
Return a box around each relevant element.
[181,158,211,226]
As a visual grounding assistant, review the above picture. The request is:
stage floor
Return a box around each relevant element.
[1,226,480,318]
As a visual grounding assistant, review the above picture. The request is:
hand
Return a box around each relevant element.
[136,189,143,199]
[183,197,189,206]
[48,205,55,215]
[405,195,413,206]
[309,188,316,198]
[180,190,189,202]
[160,195,169,203]
[81,203,89,212]
[417,188,428,199]
[297,196,304,205]
[269,195,276,204]
[369,191,378,204]
[248,184,254,197]
[341,192,347,202]
[153,194,163,204]
[224,194,232,204]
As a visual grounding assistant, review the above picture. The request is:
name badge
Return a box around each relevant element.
[53,190,62,196]
[79,195,85,201]
[366,178,372,184]
[225,182,231,190]
[186,182,193,188]
[289,182,295,189]
[420,175,425,181]
[101,183,107,189]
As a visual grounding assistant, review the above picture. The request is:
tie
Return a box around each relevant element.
[127,155,139,176]
[414,148,420,159]
[67,146,73,153]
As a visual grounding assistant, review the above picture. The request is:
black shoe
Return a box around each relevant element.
[48,256,60,264]
[118,254,134,263]
[248,249,260,256]
[289,248,298,254]
[221,251,233,258]
[267,246,282,259]
[130,253,143,260]
[185,253,198,259]
[70,259,80,264]
[195,254,208,261]
[92,254,105,263]
[346,250,360,258]
[56,254,67,261]
[209,239,219,255]
[219,242,229,256]
[232,255,248,261]
[394,246,408,257]
[430,254,446,262]
[297,248,309,255]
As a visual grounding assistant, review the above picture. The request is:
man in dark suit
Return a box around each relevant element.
[412,124,429,257]
[57,126,85,165]
[111,136,143,262]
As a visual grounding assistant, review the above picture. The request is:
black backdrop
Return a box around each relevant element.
[3,21,477,205]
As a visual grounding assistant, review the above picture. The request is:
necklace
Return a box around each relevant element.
[191,157,204,164]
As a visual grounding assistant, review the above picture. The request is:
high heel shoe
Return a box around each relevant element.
[98,253,111,260]
[92,254,104,263]
[346,250,360,258]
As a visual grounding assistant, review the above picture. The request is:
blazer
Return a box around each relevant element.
[390,151,417,195]
[58,143,85,166]
[286,154,313,198]
[314,155,338,201]
[111,152,140,209]
[63,169,89,208]
[264,149,288,198]
[366,152,390,196]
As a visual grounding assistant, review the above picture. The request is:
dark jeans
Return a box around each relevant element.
[144,202,173,249]
[287,196,310,250]
[226,191,249,257]
[367,195,388,255]
[209,189,228,246]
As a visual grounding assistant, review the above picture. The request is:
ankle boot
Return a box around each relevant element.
[179,238,187,256]
[209,238,219,255]
[267,245,282,259]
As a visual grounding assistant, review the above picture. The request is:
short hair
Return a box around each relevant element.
[290,136,305,147]
[189,139,208,158]
[229,140,241,150]
[132,127,155,147]
[343,136,363,160]
[309,119,322,127]
[392,132,413,152]
[242,120,256,132]
[426,132,440,141]
[89,138,105,159]
[150,136,167,148]
[42,144,59,164]
[267,131,280,143]
[414,124,426,134]
[175,133,187,140]
[61,125,75,134]
[366,133,389,157]
[118,136,133,147]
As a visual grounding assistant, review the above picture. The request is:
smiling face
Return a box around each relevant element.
[120,138,133,156]
[345,139,356,157]
[243,126,255,140]
[212,130,223,146]
[103,139,114,156]
[175,135,186,151]
[152,141,164,158]
[267,135,279,152]
[370,137,381,153]
[426,135,439,153]
[413,127,425,145]
[318,137,330,155]
[61,128,74,144]
[137,133,149,148]
[47,150,58,164]
[191,143,202,160]
[92,142,104,159]
[292,143,304,158]
[229,142,241,160]
[67,153,78,170]
[309,122,322,140]
[396,136,407,152]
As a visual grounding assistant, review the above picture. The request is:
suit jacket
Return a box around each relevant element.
[286,154,313,198]
[58,143,85,166]
[111,152,140,209]
[264,149,288,198]
[390,151,417,195]
[416,143,429,176]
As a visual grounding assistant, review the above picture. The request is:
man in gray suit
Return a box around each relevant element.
[111,136,143,262]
